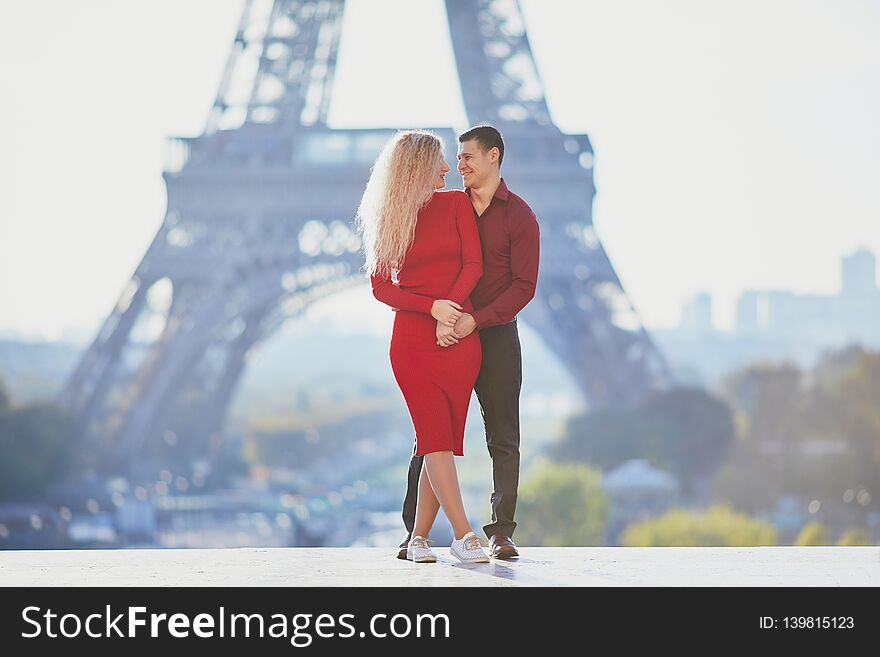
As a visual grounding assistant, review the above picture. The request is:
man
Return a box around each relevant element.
[396,124,541,560]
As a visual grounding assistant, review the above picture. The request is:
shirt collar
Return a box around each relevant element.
[465,177,509,202]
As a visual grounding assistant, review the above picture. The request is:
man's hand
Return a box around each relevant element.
[452,312,477,339]
[436,320,459,347]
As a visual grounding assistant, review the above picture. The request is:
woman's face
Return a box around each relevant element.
[433,157,451,189]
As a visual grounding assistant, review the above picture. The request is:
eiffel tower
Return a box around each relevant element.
[59,0,672,477]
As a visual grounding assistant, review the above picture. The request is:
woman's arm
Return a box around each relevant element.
[370,269,435,314]
[444,192,483,305]
[372,270,464,325]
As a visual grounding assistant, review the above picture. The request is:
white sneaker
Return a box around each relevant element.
[450,531,489,563]
[406,535,437,563]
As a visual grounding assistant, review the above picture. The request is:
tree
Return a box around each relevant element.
[837,528,871,546]
[639,387,735,499]
[715,348,880,520]
[0,400,78,501]
[794,521,828,546]
[717,361,826,510]
[554,386,734,502]
[0,375,10,413]
[553,406,656,468]
[515,459,607,546]
[620,505,777,546]
[829,350,880,508]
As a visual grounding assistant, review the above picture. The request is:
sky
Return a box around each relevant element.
[1,0,878,342]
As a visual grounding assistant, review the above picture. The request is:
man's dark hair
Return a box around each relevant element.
[458,125,504,168]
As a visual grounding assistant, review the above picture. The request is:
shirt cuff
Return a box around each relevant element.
[471,307,494,330]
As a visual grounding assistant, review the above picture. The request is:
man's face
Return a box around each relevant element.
[457,139,498,188]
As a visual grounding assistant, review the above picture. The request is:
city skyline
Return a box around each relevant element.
[678,246,879,331]
[1,0,878,342]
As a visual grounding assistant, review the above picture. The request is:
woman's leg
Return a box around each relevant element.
[412,459,440,538]
[422,450,473,540]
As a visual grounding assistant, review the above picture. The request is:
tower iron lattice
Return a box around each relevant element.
[59,0,671,477]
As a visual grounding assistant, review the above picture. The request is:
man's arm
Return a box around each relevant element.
[470,208,540,330]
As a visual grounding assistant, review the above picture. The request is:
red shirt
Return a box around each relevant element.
[466,178,540,330]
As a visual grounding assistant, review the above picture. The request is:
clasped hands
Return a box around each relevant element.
[390,300,477,347]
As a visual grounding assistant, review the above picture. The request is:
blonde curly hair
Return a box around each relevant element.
[356,130,444,278]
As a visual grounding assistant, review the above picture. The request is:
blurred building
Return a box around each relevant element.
[654,248,880,387]
[734,248,879,346]
[678,292,713,335]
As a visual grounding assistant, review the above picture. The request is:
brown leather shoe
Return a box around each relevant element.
[489,534,520,559]
[397,532,411,560]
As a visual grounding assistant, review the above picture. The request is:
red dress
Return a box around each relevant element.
[371,190,483,456]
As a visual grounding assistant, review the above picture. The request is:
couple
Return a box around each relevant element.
[356,125,540,563]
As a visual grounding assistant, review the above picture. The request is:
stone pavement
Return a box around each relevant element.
[2,546,878,586]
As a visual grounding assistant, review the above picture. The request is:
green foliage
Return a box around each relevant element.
[555,408,660,467]
[515,459,607,546]
[716,348,880,518]
[0,375,10,412]
[837,528,871,546]
[0,399,78,501]
[794,521,828,546]
[554,386,734,499]
[620,504,778,546]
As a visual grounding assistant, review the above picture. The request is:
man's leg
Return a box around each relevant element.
[474,321,523,540]
[402,449,423,534]
[397,447,424,559]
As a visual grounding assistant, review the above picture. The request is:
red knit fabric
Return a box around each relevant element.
[371,190,483,456]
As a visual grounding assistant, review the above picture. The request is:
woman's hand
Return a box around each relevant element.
[436,320,459,347]
[431,299,463,327]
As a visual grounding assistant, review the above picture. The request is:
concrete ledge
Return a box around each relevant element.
[1,547,878,587]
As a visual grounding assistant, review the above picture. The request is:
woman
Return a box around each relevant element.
[356,130,489,564]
